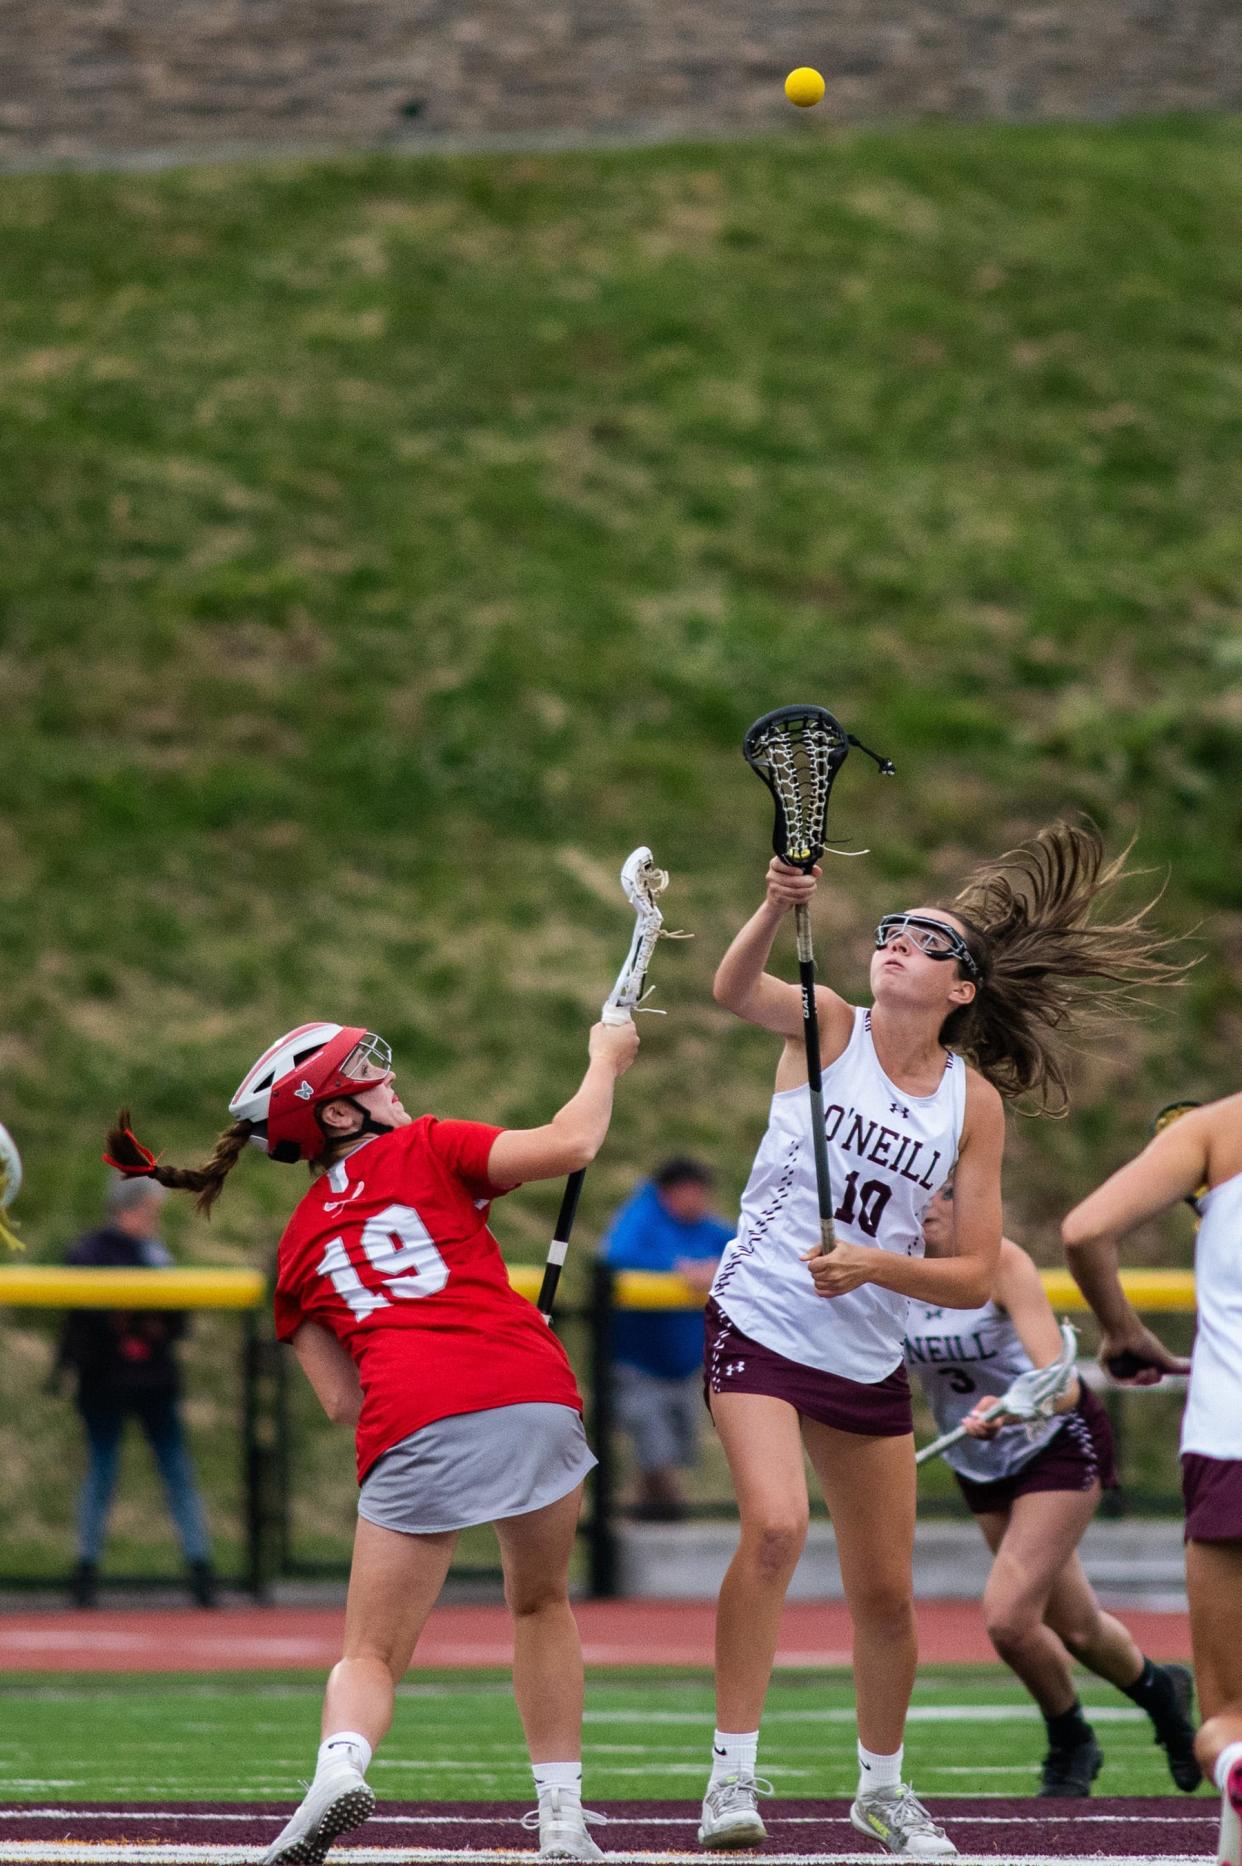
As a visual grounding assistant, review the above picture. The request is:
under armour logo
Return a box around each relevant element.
[324,1182,365,1214]
[890,1100,910,1119]
[724,1360,746,1377]
[294,1080,315,1101]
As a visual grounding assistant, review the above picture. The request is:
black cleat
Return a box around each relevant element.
[1038,1730,1103,1797]
[1149,1663,1201,1792]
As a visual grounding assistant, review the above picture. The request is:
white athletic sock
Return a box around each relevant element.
[1216,1742,1242,1795]
[857,1742,903,1795]
[710,1730,759,1783]
[533,1761,583,1802]
[317,1731,372,1778]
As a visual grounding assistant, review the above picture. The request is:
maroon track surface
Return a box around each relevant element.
[0,1598,1193,1672]
[0,1798,1217,1858]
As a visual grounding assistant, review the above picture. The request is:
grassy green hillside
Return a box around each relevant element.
[0,117,1238,1571]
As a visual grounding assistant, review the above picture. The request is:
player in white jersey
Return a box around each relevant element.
[909,1185,1198,1796]
[700,821,1185,1860]
[1063,1093,1242,1866]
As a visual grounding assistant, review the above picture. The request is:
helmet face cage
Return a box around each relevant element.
[743,705,850,871]
[339,1033,393,1085]
[876,913,981,982]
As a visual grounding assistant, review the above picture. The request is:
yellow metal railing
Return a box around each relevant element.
[0,1266,265,1310]
[597,1267,1197,1313]
[0,1263,1195,1314]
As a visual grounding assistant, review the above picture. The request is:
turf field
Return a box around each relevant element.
[0,1667,1211,1800]
[0,1669,1219,1863]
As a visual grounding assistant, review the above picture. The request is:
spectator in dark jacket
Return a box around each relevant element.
[54,1176,216,1608]
[602,1158,731,1520]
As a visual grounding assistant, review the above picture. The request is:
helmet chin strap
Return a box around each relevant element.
[343,1098,394,1141]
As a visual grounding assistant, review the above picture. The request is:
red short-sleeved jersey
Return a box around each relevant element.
[273,1116,583,1482]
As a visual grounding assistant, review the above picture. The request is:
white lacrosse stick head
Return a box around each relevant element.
[603,847,671,1024]
[1000,1320,1079,1424]
[0,1122,22,1209]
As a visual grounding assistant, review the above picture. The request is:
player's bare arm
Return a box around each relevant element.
[291,1319,363,1426]
[712,859,852,1055]
[1061,1112,1210,1384]
[486,1019,639,1189]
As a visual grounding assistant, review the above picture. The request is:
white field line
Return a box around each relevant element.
[0,1849,1217,1865]
[0,1808,1219,1828]
[583,1704,1148,1723]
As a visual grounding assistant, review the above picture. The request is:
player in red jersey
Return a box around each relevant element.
[105,1017,639,1865]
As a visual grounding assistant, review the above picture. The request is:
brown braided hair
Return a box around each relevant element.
[105,1110,254,1218]
[937,821,1190,1112]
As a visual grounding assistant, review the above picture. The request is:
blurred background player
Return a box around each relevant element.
[105,1015,639,1865]
[51,1175,216,1610]
[908,1182,1198,1796]
[602,1157,729,1521]
[702,821,1184,1860]
[1063,1094,1242,1866]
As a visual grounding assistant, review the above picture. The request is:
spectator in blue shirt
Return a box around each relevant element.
[602,1158,731,1521]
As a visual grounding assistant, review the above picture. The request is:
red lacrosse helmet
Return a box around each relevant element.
[229,1023,394,1163]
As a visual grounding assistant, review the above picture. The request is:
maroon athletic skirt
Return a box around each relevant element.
[953,1386,1118,1515]
[1182,1452,1242,1543]
[703,1298,913,1437]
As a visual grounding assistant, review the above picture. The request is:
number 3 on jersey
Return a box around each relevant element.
[319,1203,449,1319]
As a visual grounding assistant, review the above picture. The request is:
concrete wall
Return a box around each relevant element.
[2,2,1240,169]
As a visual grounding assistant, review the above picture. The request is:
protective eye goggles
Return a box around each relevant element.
[875,914,981,982]
[340,1032,394,1084]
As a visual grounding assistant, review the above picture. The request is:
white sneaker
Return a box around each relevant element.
[520,1788,607,1860]
[698,1772,773,1849]
[849,1784,957,1857]
[261,1764,376,1864]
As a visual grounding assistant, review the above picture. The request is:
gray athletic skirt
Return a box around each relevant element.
[357,1402,597,1536]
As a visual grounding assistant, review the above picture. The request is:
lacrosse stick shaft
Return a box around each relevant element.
[915,1395,1010,1467]
[795,904,836,1251]
[536,1004,632,1320]
[537,1169,586,1319]
[914,1422,970,1468]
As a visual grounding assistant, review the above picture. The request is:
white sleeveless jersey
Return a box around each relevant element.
[905,1297,1066,1482]
[711,1006,967,1383]
[1181,1168,1242,1460]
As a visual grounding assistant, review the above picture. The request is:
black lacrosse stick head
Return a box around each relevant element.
[743,704,851,873]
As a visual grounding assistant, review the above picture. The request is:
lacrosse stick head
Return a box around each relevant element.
[0,1121,24,1254]
[1003,1320,1079,1424]
[743,705,853,872]
[605,846,671,1023]
[0,1121,21,1209]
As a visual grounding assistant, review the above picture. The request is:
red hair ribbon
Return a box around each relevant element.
[102,1129,161,1177]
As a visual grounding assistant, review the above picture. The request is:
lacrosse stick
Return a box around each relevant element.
[537,847,688,1320]
[1104,1099,1204,1381]
[743,705,894,1253]
[915,1320,1079,1466]
[0,1120,24,1255]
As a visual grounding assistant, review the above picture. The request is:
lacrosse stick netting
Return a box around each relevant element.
[915,1321,1079,1466]
[0,1121,24,1254]
[537,847,688,1319]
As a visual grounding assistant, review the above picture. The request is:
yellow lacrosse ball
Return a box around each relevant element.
[785,66,826,108]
